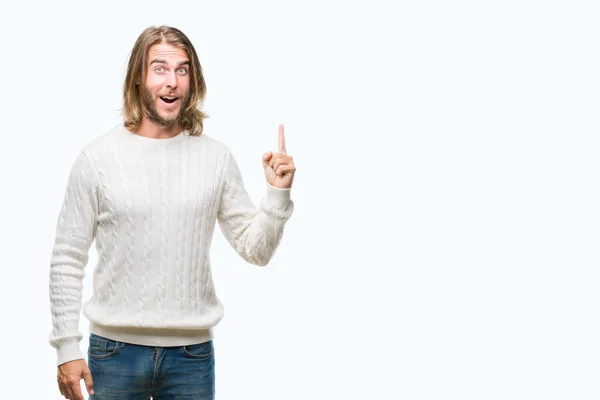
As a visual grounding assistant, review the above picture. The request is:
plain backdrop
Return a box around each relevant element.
[1,0,599,399]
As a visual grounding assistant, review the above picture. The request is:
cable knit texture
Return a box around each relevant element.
[48,123,294,366]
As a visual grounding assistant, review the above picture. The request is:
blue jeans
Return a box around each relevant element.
[87,333,215,399]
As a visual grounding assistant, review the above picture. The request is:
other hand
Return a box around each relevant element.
[262,124,296,189]
[57,359,94,400]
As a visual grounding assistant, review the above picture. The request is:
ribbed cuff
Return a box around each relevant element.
[57,340,84,367]
[265,183,291,208]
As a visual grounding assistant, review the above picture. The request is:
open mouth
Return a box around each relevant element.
[160,96,179,104]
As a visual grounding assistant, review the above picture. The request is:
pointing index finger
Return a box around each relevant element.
[278,124,287,154]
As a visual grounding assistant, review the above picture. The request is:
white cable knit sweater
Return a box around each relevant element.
[48,123,294,366]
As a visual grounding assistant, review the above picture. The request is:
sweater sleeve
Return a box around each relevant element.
[217,149,294,266]
[48,150,98,366]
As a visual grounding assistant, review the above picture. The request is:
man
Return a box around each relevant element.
[49,25,295,400]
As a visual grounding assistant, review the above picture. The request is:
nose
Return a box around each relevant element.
[165,71,177,89]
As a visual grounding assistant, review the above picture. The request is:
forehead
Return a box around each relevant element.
[147,43,189,64]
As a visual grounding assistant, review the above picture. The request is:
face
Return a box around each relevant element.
[142,43,191,128]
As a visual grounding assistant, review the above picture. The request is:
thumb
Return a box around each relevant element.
[262,152,272,167]
[83,367,94,395]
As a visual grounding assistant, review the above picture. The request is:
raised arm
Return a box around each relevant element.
[217,124,295,266]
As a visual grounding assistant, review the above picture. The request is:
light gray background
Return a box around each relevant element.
[1,0,598,399]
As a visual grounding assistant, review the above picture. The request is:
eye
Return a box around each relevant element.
[177,67,188,75]
[154,66,164,72]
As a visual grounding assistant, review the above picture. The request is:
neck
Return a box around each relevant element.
[134,117,184,139]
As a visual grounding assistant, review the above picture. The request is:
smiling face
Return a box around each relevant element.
[142,43,191,129]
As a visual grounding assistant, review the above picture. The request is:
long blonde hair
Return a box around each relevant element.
[122,25,208,136]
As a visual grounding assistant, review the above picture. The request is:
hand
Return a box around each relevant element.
[262,124,296,189]
[57,359,94,400]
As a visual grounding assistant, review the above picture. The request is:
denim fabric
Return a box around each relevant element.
[88,333,215,399]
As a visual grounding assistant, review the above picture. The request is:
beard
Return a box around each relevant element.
[141,86,188,128]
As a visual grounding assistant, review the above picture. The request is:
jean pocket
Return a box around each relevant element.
[182,340,214,359]
[87,334,121,360]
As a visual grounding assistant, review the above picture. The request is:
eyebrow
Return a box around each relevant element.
[149,59,190,67]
